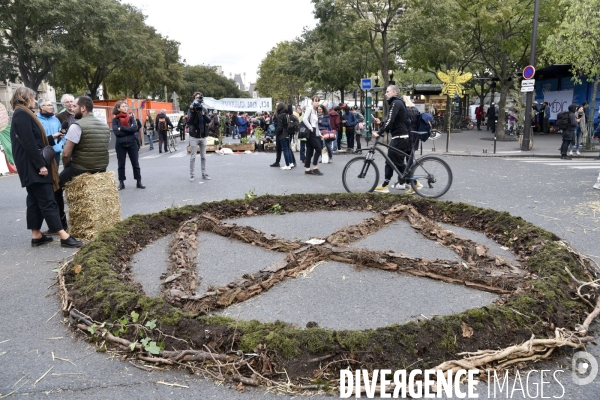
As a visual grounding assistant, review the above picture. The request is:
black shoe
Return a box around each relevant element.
[118,181,125,190]
[61,235,83,248]
[270,162,280,167]
[136,179,146,189]
[355,149,362,154]
[159,151,162,153]
[305,170,314,175]
[312,169,323,176]
[31,235,53,247]
[561,156,572,160]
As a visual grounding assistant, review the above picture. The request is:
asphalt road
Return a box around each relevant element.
[1,145,599,399]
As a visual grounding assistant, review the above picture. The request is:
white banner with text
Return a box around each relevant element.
[202,97,272,112]
[543,90,573,120]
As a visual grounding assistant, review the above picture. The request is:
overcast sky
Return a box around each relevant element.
[123,0,318,86]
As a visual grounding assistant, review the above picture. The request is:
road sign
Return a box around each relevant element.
[521,79,535,87]
[521,86,535,93]
[523,65,535,79]
[361,78,372,90]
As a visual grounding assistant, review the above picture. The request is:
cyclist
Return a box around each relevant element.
[155,109,174,153]
[372,85,411,193]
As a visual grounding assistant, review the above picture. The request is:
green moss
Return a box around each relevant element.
[299,329,335,354]
[336,330,370,352]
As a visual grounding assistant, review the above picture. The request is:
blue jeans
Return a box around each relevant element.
[323,139,333,158]
[232,126,239,138]
[146,131,154,149]
[280,138,293,166]
[570,127,583,151]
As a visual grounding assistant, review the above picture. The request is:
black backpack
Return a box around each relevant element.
[287,114,299,136]
[556,112,570,131]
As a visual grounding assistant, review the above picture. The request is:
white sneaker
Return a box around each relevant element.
[414,181,424,189]
[391,183,407,190]
[576,151,581,155]
[280,165,291,170]
[189,175,195,182]
[594,182,600,190]
[568,151,573,156]
[289,163,294,168]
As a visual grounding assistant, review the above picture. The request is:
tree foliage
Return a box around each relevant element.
[255,41,306,104]
[179,65,250,104]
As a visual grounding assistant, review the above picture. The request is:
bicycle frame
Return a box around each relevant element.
[359,135,425,184]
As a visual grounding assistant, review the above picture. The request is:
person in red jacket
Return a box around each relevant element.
[328,106,341,151]
[475,105,485,131]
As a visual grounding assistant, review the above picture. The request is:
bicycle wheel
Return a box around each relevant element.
[342,156,379,193]
[409,156,452,198]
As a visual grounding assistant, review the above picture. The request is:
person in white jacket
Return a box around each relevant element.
[303,97,323,175]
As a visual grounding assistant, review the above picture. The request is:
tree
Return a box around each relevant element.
[0,0,78,91]
[255,41,306,104]
[335,0,409,92]
[455,0,561,139]
[545,0,600,146]
[179,65,249,105]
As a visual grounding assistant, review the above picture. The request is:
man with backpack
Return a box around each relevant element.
[557,104,579,160]
[154,109,173,153]
[371,85,412,193]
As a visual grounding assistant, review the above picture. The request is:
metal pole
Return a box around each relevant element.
[365,93,372,145]
[446,100,452,152]
[521,0,540,151]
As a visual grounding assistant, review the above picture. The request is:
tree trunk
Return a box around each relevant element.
[497,83,510,140]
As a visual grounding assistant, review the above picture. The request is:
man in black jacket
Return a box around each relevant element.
[487,103,497,133]
[372,85,411,193]
[187,92,210,182]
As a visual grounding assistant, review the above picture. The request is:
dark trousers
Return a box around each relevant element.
[158,131,168,152]
[275,137,282,163]
[179,129,185,141]
[560,139,571,157]
[491,119,497,133]
[304,133,323,168]
[26,183,63,232]
[336,128,343,150]
[116,143,141,181]
[543,118,549,134]
[355,133,362,150]
[384,138,411,185]
[346,128,355,150]
[476,119,482,130]
[300,140,306,162]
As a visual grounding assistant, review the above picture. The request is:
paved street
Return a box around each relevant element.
[1,139,599,399]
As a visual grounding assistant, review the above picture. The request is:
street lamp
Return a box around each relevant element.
[389,70,395,86]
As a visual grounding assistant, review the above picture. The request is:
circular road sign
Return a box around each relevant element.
[523,65,535,80]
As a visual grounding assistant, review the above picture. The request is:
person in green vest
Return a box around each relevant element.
[49,96,111,235]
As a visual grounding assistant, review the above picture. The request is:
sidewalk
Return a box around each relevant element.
[415,128,600,158]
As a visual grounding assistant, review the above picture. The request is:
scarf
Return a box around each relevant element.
[116,112,130,127]
[15,105,60,192]
[40,111,55,117]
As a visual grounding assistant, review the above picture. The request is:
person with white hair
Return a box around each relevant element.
[56,94,75,128]
[36,98,65,166]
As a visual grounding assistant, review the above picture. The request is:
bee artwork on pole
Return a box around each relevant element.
[437,70,472,152]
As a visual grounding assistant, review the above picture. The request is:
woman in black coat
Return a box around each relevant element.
[112,101,145,190]
[9,87,82,248]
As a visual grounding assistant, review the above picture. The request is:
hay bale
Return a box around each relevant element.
[64,172,122,241]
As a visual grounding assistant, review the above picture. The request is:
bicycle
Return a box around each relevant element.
[341,131,452,198]
[167,128,178,152]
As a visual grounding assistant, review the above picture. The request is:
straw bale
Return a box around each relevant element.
[64,172,122,241]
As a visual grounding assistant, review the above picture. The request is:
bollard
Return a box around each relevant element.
[493,136,497,154]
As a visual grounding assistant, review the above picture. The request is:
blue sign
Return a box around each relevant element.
[361,78,372,90]
[523,65,535,80]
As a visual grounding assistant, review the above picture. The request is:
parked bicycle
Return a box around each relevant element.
[451,114,474,130]
[342,130,452,198]
[167,128,178,152]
